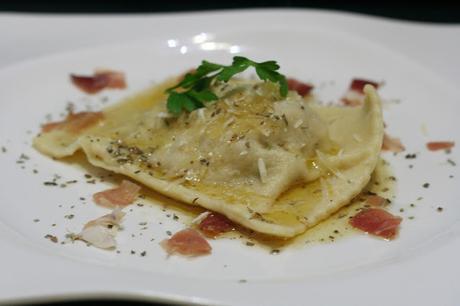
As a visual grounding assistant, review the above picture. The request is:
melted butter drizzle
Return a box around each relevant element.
[66,149,394,253]
[62,80,395,253]
[138,158,396,253]
[205,158,396,251]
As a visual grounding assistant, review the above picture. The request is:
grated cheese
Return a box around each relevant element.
[165,177,186,191]
[259,128,271,137]
[191,211,211,224]
[294,119,303,128]
[224,117,235,127]
[197,108,206,121]
[157,112,172,118]
[316,150,346,180]
[258,158,268,183]
[320,177,330,204]
[352,134,362,142]
[337,149,344,158]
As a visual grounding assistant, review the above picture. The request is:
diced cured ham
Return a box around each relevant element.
[349,208,402,239]
[93,180,141,208]
[198,212,234,237]
[341,78,380,106]
[382,133,405,153]
[341,99,360,106]
[160,228,211,256]
[349,78,380,93]
[426,141,455,151]
[94,69,126,88]
[41,111,104,133]
[341,92,364,106]
[71,69,126,94]
[287,78,314,96]
[366,195,387,207]
[77,207,125,249]
[83,207,125,229]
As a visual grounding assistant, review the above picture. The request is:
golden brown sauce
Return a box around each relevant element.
[104,79,174,119]
[215,158,396,251]
[65,151,395,253]
[60,80,394,253]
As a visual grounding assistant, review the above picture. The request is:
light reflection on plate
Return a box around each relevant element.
[167,32,242,54]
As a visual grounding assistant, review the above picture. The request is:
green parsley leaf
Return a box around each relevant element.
[188,89,218,103]
[278,74,288,97]
[196,61,223,76]
[255,67,288,96]
[216,64,248,82]
[166,91,187,115]
[167,61,222,92]
[165,56,288,115]
[258,60,280,71]
[216,57,251,82]
[167,92,203,115]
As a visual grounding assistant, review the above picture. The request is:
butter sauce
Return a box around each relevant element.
[214,158,396,251]
[61,80,392,251]
[65,149,395,253]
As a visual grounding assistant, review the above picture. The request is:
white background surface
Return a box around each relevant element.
[0,9,459,306]
[1,9,459,82]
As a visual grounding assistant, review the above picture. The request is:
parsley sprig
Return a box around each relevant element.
[166,56,288,115]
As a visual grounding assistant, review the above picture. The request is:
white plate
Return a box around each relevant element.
[0,10,459,306]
